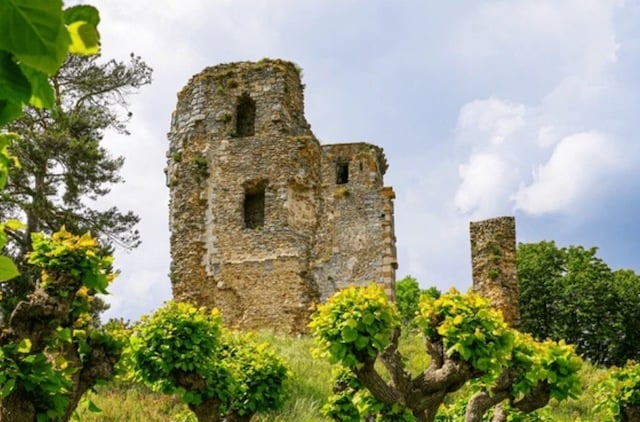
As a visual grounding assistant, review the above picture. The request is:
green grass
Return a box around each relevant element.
[75,331,609,421]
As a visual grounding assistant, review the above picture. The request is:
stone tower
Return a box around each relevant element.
[469,216,520,328]
[166,59,397,332]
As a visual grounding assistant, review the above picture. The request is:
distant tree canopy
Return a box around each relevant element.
[395,275,440,326]
[517,241,640,366]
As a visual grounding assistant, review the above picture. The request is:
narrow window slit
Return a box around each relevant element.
[244,184,265,229]
[236,93,256,137]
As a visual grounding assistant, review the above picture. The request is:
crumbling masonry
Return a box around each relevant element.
[470,216,520,328]
[166,59,397,332]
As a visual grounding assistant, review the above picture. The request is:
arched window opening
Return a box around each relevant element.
[236,94,256,137]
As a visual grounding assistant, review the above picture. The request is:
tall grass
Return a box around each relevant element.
[75,331,608,421]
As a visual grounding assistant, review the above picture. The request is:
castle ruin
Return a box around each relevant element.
[166,59,397,332]
[470,216,520,328]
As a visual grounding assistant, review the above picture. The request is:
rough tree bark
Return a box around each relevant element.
[622,405,640,422]
[0,274,79,420]
[0,271,121,421]
[351,327,479,422]
[174,370,225,422]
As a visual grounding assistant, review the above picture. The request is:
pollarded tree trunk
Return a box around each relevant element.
[61,341,122,421]
[188,399,222,422]
[354,328,478,422]
[465,390,509,422]
[0,390,36,422]
[174,370,224,422]
[622,405,640,421]
[0,275,80,421]
[224,413,252,422]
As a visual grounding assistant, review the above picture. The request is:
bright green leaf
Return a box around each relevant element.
[17,337,32,353]
[57,327,72,343]
[0,378,15,398]
[341,326,358,343]
[67,21,99,55]
[87,399,101,413]
[0,51,31,103]
[19,64,54,108]
[4,219,24,230]
[0,255,19,281]
[63,5,100,26]
[0,0,70,74]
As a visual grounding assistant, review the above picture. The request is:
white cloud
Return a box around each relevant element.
[456,98,526,146]
[513,131,619,214]
[102,267,171,321]
[454,153,511,215]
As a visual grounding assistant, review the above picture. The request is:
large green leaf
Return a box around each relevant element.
[0,255,19,282]
[19,64,54,109]
[64,5,100,26]
[0,99,23,127]
[67,21,100,55]
[0,51,30,102]
[0,0,69,74]
[64,5,100,55]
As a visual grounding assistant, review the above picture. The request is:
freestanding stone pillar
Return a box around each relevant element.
[469,216,520,328]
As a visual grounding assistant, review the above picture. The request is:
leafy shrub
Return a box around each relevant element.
[416,289,514,378]
[595,361,640,421]
[130,301,289,422]
[309,283,400,368]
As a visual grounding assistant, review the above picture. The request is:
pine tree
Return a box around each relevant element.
[0,53,152,315]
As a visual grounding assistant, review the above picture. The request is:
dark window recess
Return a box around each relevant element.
[244,188,265,229]
[236,94,256,137]
[336,162,349,184]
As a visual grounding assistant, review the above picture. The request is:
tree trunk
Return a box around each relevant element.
[354,359,402,405]
[0,390,36,422]
[622,405,640,422]
[224,413,252,422]
[491,405,507,422]
[465,390,508,422]
[61,341,121,421]
[189,398,222,422]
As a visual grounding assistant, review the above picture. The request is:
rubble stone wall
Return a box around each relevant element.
[167,59,397,332]
[469,216,520,328]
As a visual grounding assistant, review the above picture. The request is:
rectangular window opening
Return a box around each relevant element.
[336,161,349,184]
[244,188,265,229]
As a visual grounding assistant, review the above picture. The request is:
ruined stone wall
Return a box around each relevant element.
[167,59,396,332]
[311,143,397,299]
[469,216,520,328]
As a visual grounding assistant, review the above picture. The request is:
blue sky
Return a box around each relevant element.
[79,0,640,321]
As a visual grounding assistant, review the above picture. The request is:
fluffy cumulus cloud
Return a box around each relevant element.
[452,98,527,217]
[454,153,510,215]
[513,132,619,214]
[449,0,633,221]
[456,98,526,146]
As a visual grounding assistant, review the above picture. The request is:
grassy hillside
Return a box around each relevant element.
[75,331,608,421]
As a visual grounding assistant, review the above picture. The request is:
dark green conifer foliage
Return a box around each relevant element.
[0,54,152,315]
